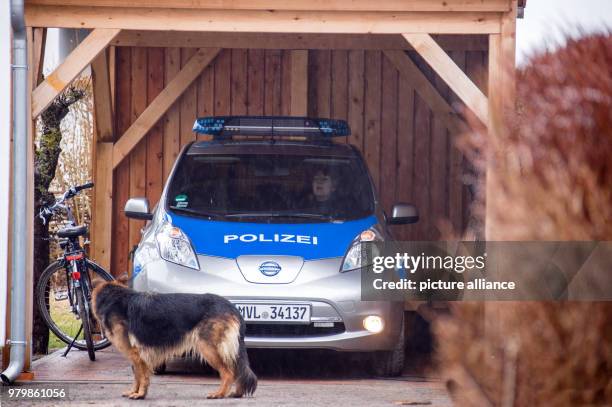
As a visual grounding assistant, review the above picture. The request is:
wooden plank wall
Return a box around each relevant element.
[110,47,487,275]
[307,49,488,241]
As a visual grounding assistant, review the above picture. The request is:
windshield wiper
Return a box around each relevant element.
[225,212,336,220]
[169,206,227,220]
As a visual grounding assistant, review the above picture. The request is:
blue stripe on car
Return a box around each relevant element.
[168,213,377,260]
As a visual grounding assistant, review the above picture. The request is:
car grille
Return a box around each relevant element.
[246,323,345,337]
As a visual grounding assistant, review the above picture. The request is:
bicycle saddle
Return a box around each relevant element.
[57,225,88,238]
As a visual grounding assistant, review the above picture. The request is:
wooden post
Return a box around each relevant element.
[484,0,517,353]
[91,49,114,270]
[31,28,47,86]
[486,1,517,240]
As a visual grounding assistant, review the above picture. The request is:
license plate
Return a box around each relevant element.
[235,303,311,323]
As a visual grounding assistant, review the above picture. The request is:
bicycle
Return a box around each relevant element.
[35,182,114,361]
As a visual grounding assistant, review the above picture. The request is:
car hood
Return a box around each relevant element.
[167,213,377,260]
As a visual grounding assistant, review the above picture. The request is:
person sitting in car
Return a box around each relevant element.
[302,169,337,214]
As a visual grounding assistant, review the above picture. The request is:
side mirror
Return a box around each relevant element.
[388,203,419,225]
[124,197,153,220]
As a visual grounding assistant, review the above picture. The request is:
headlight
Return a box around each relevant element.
[155,223,200,270]
[340,228,382,272]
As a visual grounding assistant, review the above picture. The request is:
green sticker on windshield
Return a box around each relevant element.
[175,194,189,208]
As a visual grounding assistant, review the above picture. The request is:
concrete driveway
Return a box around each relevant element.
[6,348,452,406]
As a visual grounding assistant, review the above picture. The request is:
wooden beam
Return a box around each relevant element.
[26,7,502,34]
[488,6,517,131]
[31,28,120,118]
[90,49,114,270]
[483,0,517,350]
[26,0,512,12]
[486,1,517,240]
[108,46,116,115]
[112,31,490,51]
[384,50,463,134]
[290,50,308,116]
[402,33,489,124]
[91,143,113,269]
[112,48,220,169]
[91,50,114,142]
[31,28,47,86]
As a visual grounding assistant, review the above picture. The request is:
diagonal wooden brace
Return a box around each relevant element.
[112,48,220,169]
[32,28,121,118]
[402,33,489,124]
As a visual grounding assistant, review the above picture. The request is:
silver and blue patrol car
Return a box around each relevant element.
[124,117,419,376]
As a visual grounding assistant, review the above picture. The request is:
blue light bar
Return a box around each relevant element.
[192,116,350,138]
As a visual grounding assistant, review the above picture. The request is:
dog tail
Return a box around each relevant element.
[236,344,257,397]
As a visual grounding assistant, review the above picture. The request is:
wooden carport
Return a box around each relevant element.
[11,0,521,371]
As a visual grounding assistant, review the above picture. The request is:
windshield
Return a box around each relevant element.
[166,153,375,223]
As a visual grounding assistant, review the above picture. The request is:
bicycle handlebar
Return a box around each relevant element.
[75,182,94,192]
[63,182,95,201]
[38,182,95,225]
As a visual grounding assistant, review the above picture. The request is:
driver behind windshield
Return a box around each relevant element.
[303,168,337,214]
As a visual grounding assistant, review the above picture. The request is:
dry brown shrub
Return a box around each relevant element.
[434,34,612,406]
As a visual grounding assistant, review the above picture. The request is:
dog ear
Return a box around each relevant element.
[90,275,107,290]
[116,273,130,286]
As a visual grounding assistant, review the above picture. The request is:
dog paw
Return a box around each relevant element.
[206,393,224,399]
[128,392,146,400]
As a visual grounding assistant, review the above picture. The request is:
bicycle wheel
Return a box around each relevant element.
[75,285,95,361]
[36,259,114,351]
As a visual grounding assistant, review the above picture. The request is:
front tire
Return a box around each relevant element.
[371,314,406,377]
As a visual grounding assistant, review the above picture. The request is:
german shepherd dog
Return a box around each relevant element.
[91,279,257,400]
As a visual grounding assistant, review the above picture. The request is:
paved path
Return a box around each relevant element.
[6,348,452,406]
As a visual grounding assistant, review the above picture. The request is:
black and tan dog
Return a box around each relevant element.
[91,278,257,400]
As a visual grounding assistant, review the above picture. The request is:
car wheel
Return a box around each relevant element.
[371,314,406,377]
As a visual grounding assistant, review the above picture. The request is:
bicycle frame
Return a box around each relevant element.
[41,184,93,315]
[59,239,92,317]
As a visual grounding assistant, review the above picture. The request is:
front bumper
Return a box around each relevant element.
[133,255,404,351]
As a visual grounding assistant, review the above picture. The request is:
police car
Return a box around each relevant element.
[125,117,419,376]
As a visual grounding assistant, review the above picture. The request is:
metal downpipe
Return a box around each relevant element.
[2,0,28,385]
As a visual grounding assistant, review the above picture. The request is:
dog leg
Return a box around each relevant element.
[229,369,248,398]
[229,378,244,398]
[207,366,234,399]
[197,343,234,399]
[105,323,141,398]
[127,349,151,400]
